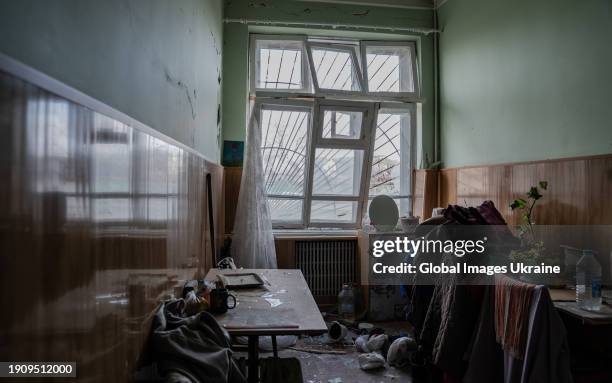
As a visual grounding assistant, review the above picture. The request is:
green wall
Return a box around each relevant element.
[222,21,249,146]
[222,0,436,167]
[438,0,612,167]
[0,0,223,162]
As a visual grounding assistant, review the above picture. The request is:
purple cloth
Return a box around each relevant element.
[443,200,506,226]
[477,200,508,225]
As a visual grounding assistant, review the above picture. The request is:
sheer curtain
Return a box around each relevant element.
[231,103,277,269]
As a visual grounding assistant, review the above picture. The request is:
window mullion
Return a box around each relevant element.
[266,194,305,200]
[408,104,417,216]
[303,106,316,227]
[311,195,360,201]
[357,103,379,226]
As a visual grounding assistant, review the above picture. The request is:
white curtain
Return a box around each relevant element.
[231,103,277,269]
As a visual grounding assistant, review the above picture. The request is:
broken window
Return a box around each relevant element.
[250,34,419,229]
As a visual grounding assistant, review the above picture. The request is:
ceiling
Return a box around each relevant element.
[295,0,439,10]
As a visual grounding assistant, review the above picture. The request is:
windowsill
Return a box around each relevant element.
[273,228,358,239]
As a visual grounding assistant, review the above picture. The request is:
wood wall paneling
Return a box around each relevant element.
[274,238,297,269]
[586,156,612,225]
[438,168,457,208]
[223,167,242,235]
[413,169,439,221]
[438,155,612,226]
[0,70,223,381]
[437,155,612,282]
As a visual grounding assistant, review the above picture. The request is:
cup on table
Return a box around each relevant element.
[209,288,237,314]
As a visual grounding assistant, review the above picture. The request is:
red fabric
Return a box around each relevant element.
[494,274,535,360]
[443,371,463,383]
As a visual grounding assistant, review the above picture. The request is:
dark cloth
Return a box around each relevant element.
[408,201,514,377]
[150,299,246,383]
[503,286,572,383]
[465,286,573,383]
[260,357,303,383]
[409,222,485,376]
[443,204,489,225]
[464,286,504,383]
[407,285,435,334]
[444,201,511,229]
[408,222,450,335]
[476,200,508,226]
[419,279,484,376]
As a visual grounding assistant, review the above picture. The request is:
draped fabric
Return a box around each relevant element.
[231,103,277,269]
[150,300,246,383]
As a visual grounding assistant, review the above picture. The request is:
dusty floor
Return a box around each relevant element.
[237,322,414,383]
[277,348,412,383]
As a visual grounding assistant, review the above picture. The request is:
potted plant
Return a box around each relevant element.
[508,181,562,284]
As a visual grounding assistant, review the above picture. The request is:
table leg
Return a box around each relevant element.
[247,335,259,383]
[271,335,278,358]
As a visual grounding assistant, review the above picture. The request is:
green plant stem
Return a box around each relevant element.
[526,198,537,240]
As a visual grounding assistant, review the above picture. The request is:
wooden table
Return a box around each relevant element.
[550,288,612,325]
[205,269,327,382]
[549,289,612,381]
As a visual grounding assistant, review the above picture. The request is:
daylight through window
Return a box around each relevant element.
[251,35,419,229]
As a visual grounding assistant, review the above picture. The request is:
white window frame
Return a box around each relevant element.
[306,100,376,228]
[367,103,417,218]
[360,41,420,99]
[254,99,314,229]
[250,34,311,96]
[315,101,373,148]
[305,42,365,96]
[249,34,420,230]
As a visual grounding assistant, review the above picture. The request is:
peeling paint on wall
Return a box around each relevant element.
[164,67,197,120]
[352,9,370,17]
[0,0,224,162]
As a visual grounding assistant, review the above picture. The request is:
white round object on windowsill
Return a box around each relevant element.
[369,195,399,232]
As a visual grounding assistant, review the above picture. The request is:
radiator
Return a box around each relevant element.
[295,240,356,297]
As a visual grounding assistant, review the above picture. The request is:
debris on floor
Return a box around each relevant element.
[289,345,347,355]
[328,321,349,342]
[358,352,386,370]
[259,335,297,351]
[275,321,415,382]
[366,334,387,352]
[387,337,418,367]
[355,335,370,353]
[230,319,416,382]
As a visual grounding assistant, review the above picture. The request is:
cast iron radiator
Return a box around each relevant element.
[295,240,357,297]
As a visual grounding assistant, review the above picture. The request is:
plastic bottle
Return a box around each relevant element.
[575,250,602,311]
[338,284,355,318]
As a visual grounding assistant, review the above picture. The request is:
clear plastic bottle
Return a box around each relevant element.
[338,284,355,318]
[576,250,602,311]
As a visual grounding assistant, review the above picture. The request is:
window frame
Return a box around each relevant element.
[254,99,314,229]
[366,102,417,220]
[305,42,365,96]
[314,100,374,149]
[360,40,420,99]
[306,100,376,228]
[250,34,312,96]
[249,34,420,230]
